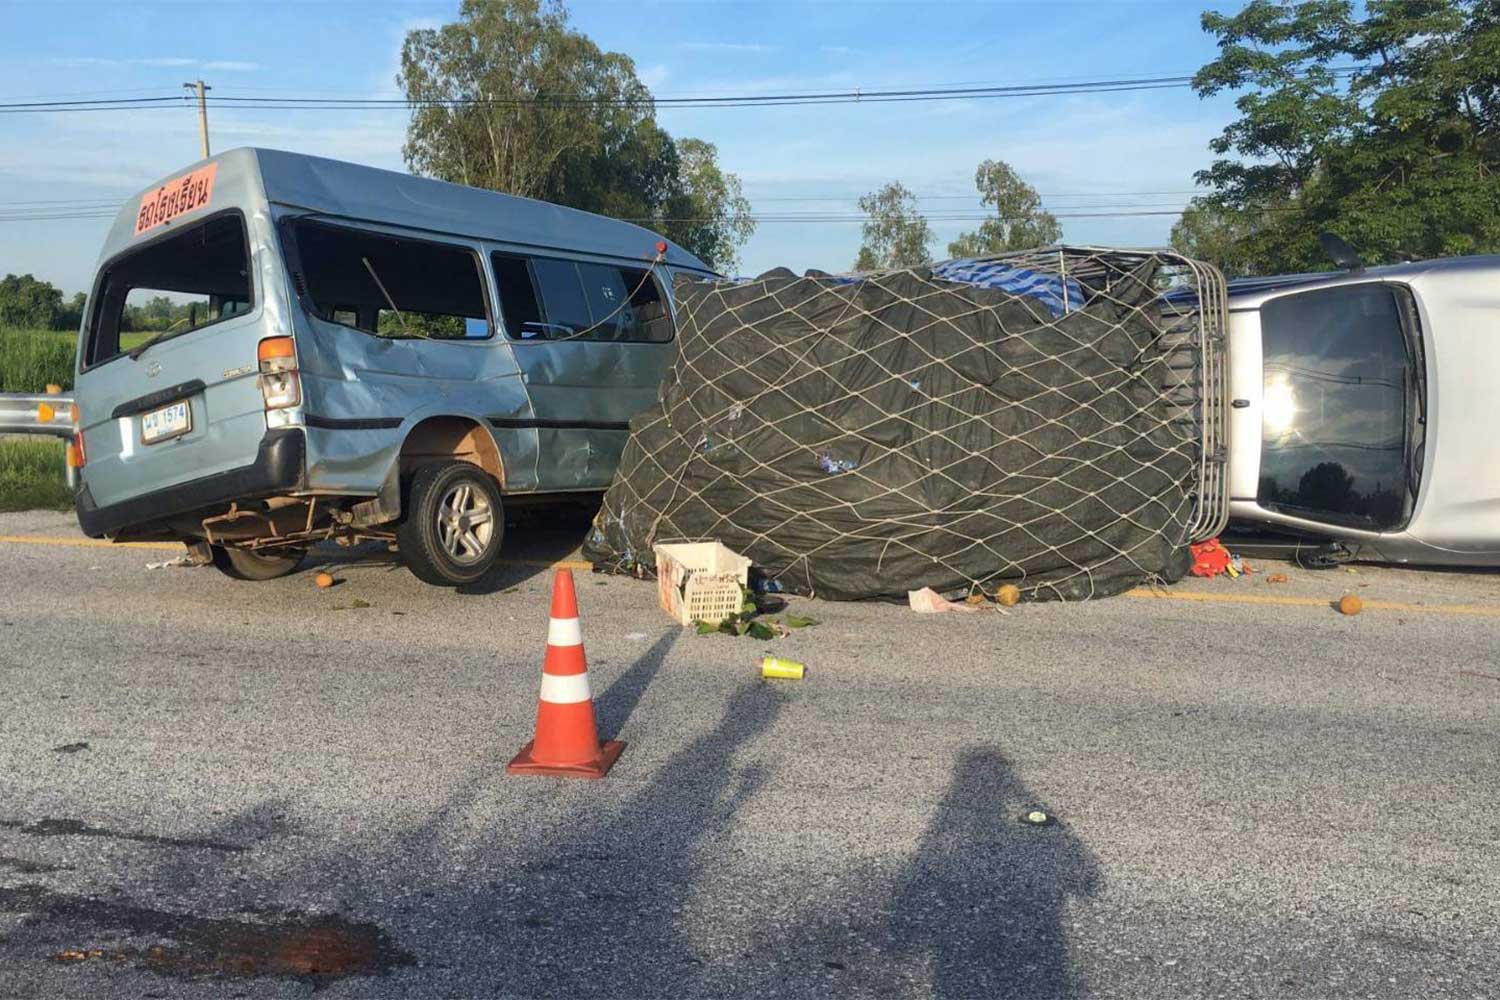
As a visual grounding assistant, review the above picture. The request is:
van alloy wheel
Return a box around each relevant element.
[397,460,505,586]
[436,482,495,566]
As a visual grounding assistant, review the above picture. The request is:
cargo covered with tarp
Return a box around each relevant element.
[583,248,1227,601]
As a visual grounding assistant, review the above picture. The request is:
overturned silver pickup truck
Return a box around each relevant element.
[1220,255,1500,566]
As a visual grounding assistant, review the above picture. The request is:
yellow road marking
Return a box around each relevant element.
[0,534,594,571]
[0,534,182,551]
[3,534,1492,615]
[1124,587,1500,618]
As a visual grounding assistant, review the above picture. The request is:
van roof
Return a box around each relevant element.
[102,147,716,274]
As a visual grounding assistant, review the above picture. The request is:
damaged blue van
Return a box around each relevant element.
[72,148,714,585]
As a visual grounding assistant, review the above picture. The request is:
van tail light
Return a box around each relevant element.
[67,430,86,470]
[257,336,301,410]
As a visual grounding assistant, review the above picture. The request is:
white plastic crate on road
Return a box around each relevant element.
[654,541,751,626]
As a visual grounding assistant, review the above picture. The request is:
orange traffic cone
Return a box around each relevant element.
[507,569,625,779]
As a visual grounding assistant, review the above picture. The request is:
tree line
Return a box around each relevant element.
[1171,0,1500,276]
[0,274,210,334]
[0,274,86,332]
[851,160,1061,271]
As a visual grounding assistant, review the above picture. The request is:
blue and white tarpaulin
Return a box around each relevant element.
[929,258,1088,318]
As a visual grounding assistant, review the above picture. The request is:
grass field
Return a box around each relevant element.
[0,327,156,394]
[0,438,72,512]
[0,328,77,392]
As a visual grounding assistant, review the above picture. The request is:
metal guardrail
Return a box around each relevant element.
[0,391,77,438]
[1,390,79,489]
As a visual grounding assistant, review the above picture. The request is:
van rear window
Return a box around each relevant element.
[85,213,251,368]
[290,220,489,339]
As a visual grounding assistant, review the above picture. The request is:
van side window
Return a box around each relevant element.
[290,220,489,340]
[490,252,673,343]
[85,213,252,368]
[530,258,593,338]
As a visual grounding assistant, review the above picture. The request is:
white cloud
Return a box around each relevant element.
[638,63,671,90]
[48,55,259,71]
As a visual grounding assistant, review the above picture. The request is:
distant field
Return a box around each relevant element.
[0,327,150,393]
[0,438,71,512]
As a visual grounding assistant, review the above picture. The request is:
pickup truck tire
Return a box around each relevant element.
[397,461,505,586]
[210,545,307,581]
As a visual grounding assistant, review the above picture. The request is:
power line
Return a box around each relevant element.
[0,206,1212,226]
[0,190,1203,210]
[0,67,1364,114]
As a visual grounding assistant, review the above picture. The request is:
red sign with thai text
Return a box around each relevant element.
[134,162,218,236]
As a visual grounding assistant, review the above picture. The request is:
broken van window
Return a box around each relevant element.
[290,220,489,340]
[491,252,673,343]
[84,212,251,368]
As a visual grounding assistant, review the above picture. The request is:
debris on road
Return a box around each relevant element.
[1266,573,1290,584]
[1338,594,1363,616]
[1459,670,1500,682]
[49,742,88,754]
[314,572,335,589]
[694,591,818,640]
[909,587,979,614]
[1019,808,1057,827]
[655,541,751,626]
[1189,538,1232,577]
[995,584,1021,607]
[761,655,806,680]
[144,553,195,570]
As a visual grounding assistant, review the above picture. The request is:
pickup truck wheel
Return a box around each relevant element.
[397,461,504,586]
[210,545,307,581]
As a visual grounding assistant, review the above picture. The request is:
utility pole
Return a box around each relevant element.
[182,80,211,159]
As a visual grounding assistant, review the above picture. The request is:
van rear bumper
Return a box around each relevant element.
[75,428,306,538]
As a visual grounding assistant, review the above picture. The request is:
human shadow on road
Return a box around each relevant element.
[593,629,677,738]
[383,678,787,997]
[724,745,1102,998]
[883,746,1102,998]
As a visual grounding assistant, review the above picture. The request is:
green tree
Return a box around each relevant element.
[1169,197,1261,276]
[1187,0,1500,274]
[0,274,64,329]
[853,181,933,270]
[661,138,755,275]
[398,0,753,272]
[946,159,1061,258]
[57,292,87,332]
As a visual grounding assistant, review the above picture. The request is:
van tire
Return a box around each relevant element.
[397,461,505,586]
[210,545,307,581]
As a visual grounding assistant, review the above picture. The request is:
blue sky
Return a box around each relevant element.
[0,0,1242,292]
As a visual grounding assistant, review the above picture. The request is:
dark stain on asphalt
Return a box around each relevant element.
[50,742,89,754]
[0,885,412,985]
[0,818,247,853]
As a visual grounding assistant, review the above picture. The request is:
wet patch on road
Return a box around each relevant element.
[1,885,412,985]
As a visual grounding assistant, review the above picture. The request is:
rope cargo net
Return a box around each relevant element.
[585,246,1229,602]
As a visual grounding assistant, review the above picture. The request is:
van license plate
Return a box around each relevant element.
[141,401,191,444]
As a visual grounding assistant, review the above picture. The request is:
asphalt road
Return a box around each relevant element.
[1,508,1498,998]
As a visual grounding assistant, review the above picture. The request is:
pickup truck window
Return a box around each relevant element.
[1257,283,1414,531]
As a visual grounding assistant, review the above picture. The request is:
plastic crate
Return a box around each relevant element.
[654,541,752,626]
